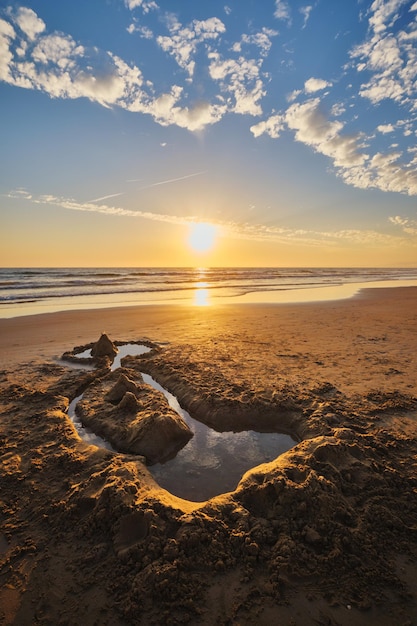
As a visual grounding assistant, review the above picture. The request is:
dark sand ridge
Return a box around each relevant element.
[1,287,417,625]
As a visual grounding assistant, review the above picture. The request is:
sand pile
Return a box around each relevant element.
[76,367,193,463]
[91,332,118,359]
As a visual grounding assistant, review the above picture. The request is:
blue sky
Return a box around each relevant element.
[1,0,417,266]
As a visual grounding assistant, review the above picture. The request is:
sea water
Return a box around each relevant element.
[1,267,417,317]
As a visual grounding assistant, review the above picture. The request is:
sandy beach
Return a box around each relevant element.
[1,286,417,625]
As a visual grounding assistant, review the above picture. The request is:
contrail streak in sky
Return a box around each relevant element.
[91,171,207,201]
[129,170,207,189]
[88,192,125,203]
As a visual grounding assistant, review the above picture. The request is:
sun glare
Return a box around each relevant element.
[188,222,217,253]
[194,287,210,306]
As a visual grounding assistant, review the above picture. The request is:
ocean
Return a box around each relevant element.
[1,267,416,318]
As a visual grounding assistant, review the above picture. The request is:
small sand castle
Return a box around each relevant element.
[91,333,118,358]
[118,391,140,413]
[106,373,142,404]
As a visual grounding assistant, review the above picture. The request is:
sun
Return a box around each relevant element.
[187,222,218,253]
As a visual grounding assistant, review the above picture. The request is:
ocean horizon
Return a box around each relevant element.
[1,266,417,318]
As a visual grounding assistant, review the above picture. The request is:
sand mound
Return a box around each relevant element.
[77,368,193,464]
[105,373,143,403]
[91,332,118,358]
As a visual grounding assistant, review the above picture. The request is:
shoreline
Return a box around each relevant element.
[1,284,417,624]
[1,277,417,320]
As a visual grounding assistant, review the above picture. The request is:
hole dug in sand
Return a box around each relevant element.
[64,336,297,503]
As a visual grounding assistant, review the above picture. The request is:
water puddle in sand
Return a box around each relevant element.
[66,343,296,501]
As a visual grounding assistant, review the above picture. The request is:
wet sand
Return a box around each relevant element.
[0,287,417,625]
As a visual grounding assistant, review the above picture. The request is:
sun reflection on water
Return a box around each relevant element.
[193,271,211,305]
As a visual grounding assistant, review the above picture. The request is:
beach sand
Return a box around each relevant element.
[0,287,416,625]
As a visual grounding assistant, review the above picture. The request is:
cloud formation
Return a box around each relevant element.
[1,1,417,202]
[350,0,417,106]
[125,0,158,14]
[156,17,225,76]
[15,6,45,40]
[304,77,332,93]
[285,99,367,168]
[0,6,275,131]
[9,188,413,248]
[232,28,278,58]
[274,1,291,24]
[389,214,417,235]
[208,53,265,115]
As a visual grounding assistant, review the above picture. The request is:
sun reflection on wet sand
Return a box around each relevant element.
[193,279,211,306]
[194,287,210,306]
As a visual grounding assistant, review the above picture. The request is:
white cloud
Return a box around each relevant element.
[0,8,230,131]
[368,0,406,34]
[0,18,15,39]
[208,53,265,115]
[157,17,225,76]
[232,28,278,58]
[148,93,226,131]
[359,75,405,103]
[304,77,332,93]
[344,150,417,195]
[125,0,158,13]
[331,102,346,117]
[274,1,291,23]
[32,34,83,69]
[74,71,127,106]
[287,89,302,102]
[411,1,417,10]
[121,81,225,132]
[350,1,417,106]
[250,114,285,138]
[15,7,45,40]
[353,34,402,75]
[253,96,417,196]
[300,6,313,29]
[0,9,139,105]
[17,43,129,105]
[127,23,153,39]
[389,215,417,234]
[285,98,367,168]
[0,18,15,82]
[389,215,408,226]
[377,123,395,133]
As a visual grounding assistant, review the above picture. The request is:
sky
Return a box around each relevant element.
[1,0,417,267]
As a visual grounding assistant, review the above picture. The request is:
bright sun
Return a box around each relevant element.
[188,222,218,253]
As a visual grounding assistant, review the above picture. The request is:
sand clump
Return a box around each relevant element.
[91,332,118,359]
[75,367,193,464]
[106,373,142,403]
